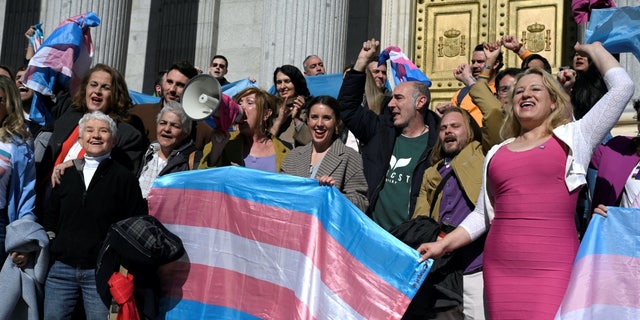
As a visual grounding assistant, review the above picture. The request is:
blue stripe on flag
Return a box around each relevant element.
[160,298,261,320]
[575,206,640,261]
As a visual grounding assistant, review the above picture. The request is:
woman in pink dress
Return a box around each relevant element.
[417,42,634,319]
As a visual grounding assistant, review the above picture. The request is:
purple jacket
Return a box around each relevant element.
[590,136,640,207]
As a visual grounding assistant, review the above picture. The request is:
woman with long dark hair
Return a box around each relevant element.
[281,95,368,212]
[270,65,312,147]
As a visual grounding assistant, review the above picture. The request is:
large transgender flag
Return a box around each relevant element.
[555,206,640,319]
[149,167,431,319]
[22,12,101,126]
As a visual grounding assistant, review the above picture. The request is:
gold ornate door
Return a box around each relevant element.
[413,0,570,107]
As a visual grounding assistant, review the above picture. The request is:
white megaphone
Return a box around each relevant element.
[181,74,244,125]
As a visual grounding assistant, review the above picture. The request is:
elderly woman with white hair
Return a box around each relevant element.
[137,101,201,199]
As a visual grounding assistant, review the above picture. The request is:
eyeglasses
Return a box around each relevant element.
[210,63,226,69]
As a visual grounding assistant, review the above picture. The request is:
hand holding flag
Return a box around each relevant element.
[379,46,432,88]
[22,12,101,126]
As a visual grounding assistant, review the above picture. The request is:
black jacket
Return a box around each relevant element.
[338,70,439,219]
[44,158,147,268]
[137,139,202,178]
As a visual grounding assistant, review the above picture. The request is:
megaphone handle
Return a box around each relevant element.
[199,94,219,107]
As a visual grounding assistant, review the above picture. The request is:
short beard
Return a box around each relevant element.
[442,145,462,159]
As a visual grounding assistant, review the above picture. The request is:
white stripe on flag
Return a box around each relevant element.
[168,223,367,320]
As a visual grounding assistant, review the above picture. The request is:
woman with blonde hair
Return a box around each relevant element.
[0,76,37,258]
[417,42,635,319]
[0,77,48,320]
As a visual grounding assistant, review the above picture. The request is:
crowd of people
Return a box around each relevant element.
[0,21,636,320]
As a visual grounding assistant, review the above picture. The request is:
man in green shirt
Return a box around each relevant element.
[338,38,439,231]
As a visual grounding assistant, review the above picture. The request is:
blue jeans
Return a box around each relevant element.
[44,260,108,320]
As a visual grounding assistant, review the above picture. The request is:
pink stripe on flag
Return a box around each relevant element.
[150,188,412,318]
[159,263,317,320]
[30,47,76,78]
[389,52,418,68]
[558,254,640,313]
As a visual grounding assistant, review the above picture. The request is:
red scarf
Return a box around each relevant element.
[108,272,140,320]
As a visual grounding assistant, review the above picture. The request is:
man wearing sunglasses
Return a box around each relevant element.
[208,55,230,85]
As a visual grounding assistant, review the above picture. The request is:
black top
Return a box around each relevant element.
[44,158,147,268]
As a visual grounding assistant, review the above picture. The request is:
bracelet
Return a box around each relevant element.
[477,74,490,80]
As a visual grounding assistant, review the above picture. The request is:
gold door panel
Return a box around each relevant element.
[414,0,565,108]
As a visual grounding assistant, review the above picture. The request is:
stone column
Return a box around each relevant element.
[124,0,152,92]
[259,0,348,86]
[40,0,131,73]
[194,0,220,73]
[0,1,7,55]
[380,0,415,58]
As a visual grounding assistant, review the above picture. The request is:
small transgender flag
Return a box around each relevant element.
[27,23,44,53]
[555,206,640,319]
[22,12,101,125]
[149,166,431,319]
[379,46,432,88]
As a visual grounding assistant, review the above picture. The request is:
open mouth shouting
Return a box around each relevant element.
[444,135,457,144]
[88,94,105,110]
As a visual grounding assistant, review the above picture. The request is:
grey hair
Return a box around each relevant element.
[303,54,320,69]
[410,81,431,110]
[157,101,192,134]
[78,111,118,137]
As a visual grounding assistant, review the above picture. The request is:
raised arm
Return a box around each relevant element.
[453,64,476,87]
[470,41,504,150]
[338,39,383,143]
[574,42,635,167]
[25,25,36,61]
[501,34,530,60]
[354,38,379,72]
